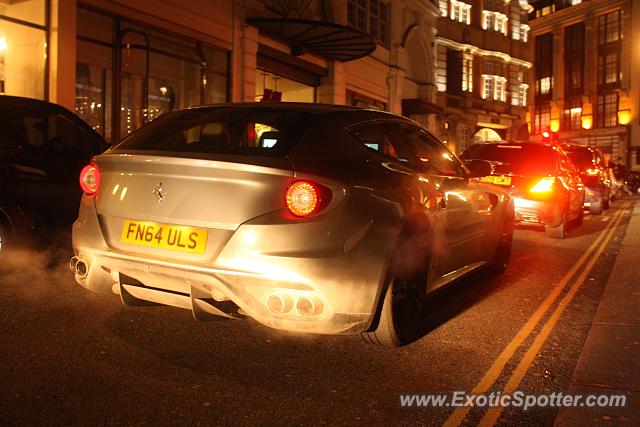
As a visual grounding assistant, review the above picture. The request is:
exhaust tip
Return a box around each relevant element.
[76,260,89,278]
[296,296,324,316]
[69,257,79,274]
[266,294,292,314]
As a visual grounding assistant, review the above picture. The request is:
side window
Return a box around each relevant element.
[386,124,466,176]
[350,124,417,165]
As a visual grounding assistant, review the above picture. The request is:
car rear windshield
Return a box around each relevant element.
[461,144,558,175]
[565,150,595,169]
[113,108,315,157]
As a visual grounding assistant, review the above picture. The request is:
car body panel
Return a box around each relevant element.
[72,103,512,335]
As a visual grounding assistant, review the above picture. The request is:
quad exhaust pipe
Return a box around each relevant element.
[69,256,89,278]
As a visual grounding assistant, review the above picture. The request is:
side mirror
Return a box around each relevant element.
[464,159,493,178]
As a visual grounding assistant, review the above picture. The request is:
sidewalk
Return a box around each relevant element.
[555,198,640,426]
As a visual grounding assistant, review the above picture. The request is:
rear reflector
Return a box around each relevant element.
[529,177,555,193]
[79,162,101,195]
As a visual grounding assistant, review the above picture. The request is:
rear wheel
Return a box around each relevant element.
[487,215,514,274]
[361,271,428,347]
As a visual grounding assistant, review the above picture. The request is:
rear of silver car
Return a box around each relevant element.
[71,107,394,334]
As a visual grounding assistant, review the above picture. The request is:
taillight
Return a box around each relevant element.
[529,177,555,193]
[285,180,329,217]
[79,162,101,196]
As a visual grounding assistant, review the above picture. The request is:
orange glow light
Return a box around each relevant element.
[530,177,555,193]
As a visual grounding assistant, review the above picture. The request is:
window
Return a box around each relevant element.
[76,7,229,143]
[598,10,622,45]
[446,49,463,95]
[450,0,471,25]
[0,0,47,100]
[439,0,448,17]
[462,54,473,93]
[563,98,582,131]
[535,33,553,99]
[596,93,618,128]
[116,109,313,157]
[512,83,528,107]
[347,0,390,47]
[384,125,465,176]
[565,23,584,96]
[482,75,507,102]
[483,11,508,35]
[534,103,550,134]
[436,44,447,92]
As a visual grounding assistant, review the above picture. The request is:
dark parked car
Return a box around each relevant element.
[70,103,514,346]
[461,142,584,239]
[561,143,611,214]
[0,95,108,254]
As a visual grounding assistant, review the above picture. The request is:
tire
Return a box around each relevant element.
[589,200,603,215]
[362,245,429,347]
[487,213,514,274]
[361,273,428,347]
[545,217,566,239]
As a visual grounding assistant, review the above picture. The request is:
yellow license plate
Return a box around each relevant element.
[479,175,512,186]
[121,220,208,254]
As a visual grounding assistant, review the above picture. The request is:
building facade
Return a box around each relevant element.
[0,0,444,144]
[528,0,640,170]
[434,0,534,154]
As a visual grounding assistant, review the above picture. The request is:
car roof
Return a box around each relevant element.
[0,95,68,113]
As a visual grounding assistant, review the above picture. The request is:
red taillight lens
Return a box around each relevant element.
[529,177,555,193]
[285,181,326,217]
[79,163,101,195]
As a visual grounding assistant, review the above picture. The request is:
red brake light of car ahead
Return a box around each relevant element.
[285,180,330,217]
[79,162,101,196]
[529,177,555,193]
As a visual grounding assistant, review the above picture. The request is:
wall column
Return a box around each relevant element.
[48,0,77,109]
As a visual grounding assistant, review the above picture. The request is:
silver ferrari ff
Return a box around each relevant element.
[71,103,514,346]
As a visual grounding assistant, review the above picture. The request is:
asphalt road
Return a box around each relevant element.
[0,199,634,426]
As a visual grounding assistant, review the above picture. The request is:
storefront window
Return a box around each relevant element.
[0,0,45,26]
[75,7,229,143]
[0,0,47,100]
[256,71,315,102]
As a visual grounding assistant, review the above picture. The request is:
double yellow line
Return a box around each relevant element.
[444,202,630,427]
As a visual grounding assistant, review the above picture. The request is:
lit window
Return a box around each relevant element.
[482,11,508,35]
[451,0,471,25]
[511,83,529,107]
[439,0,448,17]
[539,77,551,94]
[436,44,447,92]
[482,75,507,102]
[462,54,473,92]
[570,0,582,5]
[520,24,530,42]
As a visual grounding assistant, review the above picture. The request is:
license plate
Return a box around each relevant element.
[121,220,208,254]
[479,175,512,186]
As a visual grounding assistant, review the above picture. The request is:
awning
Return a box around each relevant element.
[402,98,444,116]
[246,18,376,62]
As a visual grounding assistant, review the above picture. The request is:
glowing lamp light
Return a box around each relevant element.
[581,114,593,130]
[618,109,631,125]
[530,177,555,193]
[0,37,7,52]
[542,131,550,139]
[549,119,560,133]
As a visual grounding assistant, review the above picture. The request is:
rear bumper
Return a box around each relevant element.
[71,192,399,335]
[513,196,563,228]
